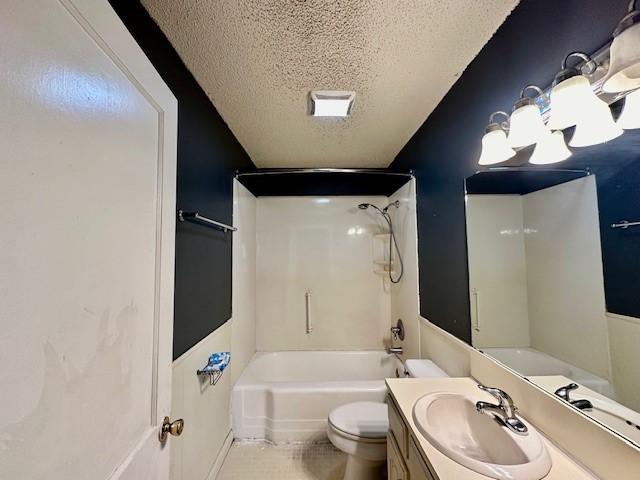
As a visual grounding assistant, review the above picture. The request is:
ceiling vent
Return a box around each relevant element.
[309,90,355,117]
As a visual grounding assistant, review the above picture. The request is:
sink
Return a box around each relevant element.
[574,394,640,445]
[412,392,551,480]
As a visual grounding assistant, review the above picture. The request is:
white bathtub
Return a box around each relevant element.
[232,351,403,443]
[482,347,615,398]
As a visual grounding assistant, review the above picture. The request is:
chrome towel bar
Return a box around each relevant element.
[611,220,640,229]
[178,210,237,232]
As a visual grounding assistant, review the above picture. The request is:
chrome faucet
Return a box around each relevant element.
[554,382,578,401]
[476,384,528,435]
[554,383,593,411]
[387,319,404,357]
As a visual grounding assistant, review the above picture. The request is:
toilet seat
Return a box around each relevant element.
[327,401,388,479]
[328,401,388,441]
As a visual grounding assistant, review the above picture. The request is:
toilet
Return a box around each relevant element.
[327,359,448,480]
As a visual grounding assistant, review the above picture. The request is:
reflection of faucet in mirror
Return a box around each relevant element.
[475,384,528,435]
[554,383,594,411]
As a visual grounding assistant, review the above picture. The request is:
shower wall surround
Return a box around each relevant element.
[256,196,392,351]
[388,179,421,359]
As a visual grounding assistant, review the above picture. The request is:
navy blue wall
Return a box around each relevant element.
[238,171,411,196]
[392,0,640,342]
[109,1,256,359]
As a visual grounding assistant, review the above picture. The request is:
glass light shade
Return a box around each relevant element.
[547,75,600,130]
[602,22,640,93]
[507,103,549,148]
[529,131,572,165]
[478,128,516,165]
[569,101,623,147]
[617,88,640,129]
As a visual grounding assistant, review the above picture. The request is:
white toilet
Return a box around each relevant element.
[328,401,388,479]
[327,359,448,480]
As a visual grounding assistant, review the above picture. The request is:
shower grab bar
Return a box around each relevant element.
[611,220,640,229]
[472,288,481,332]
[305,291,313,334]
[178,210,237,233]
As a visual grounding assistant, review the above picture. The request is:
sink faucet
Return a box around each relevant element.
[554,383,593,411]
[476,384,528,435]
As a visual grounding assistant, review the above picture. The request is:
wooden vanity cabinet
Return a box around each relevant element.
[388,398,436,480]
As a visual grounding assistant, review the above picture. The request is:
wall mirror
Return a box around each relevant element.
[464,166,640,446]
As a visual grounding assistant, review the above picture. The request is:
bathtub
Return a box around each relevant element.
[232,351,403,443]
[482,347,615,398]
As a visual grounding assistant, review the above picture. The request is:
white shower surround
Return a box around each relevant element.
[255,195,392,352]
[232,351,403,443]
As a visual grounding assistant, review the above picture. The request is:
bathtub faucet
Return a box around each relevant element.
[386,346,403,355]
[386,346,407,377]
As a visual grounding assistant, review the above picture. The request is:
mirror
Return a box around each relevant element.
[465,167,640,446]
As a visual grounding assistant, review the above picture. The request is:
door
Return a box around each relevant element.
[0,1,177,479]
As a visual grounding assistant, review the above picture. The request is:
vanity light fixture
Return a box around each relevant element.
[616,88,640,129]
[529,130,572,165]
[602,0,640,93]
[569,99,623,147]
[477,111,516,166]
[546,52,622,147]
[309,90,355,117]
[547,52,609,131]
[507,85,549,148]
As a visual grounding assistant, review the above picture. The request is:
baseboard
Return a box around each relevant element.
[206,429,233,480]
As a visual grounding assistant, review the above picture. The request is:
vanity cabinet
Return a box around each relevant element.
[387,430,408,480]
[388,398,436,480]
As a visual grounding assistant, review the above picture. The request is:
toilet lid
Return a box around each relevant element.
[328,402,388,439]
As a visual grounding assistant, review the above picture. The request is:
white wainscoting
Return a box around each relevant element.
[170,324,233,480]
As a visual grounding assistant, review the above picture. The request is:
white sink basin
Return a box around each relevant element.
[412,392,551,480]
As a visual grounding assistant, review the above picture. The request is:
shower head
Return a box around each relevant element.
[357,201,399,213]
[355,200,404,284]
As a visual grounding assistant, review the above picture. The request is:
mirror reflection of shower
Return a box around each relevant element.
[357,201,404,283]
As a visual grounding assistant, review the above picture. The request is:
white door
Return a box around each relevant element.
[0,1,177,479]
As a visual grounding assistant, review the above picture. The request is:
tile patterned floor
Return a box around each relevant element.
[217,441,346,480]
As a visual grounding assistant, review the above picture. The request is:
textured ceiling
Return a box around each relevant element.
[141,0,518,168]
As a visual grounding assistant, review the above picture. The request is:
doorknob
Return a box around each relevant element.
[159,416,184,442]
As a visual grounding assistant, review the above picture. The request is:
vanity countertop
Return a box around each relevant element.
[386,377,597,480]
